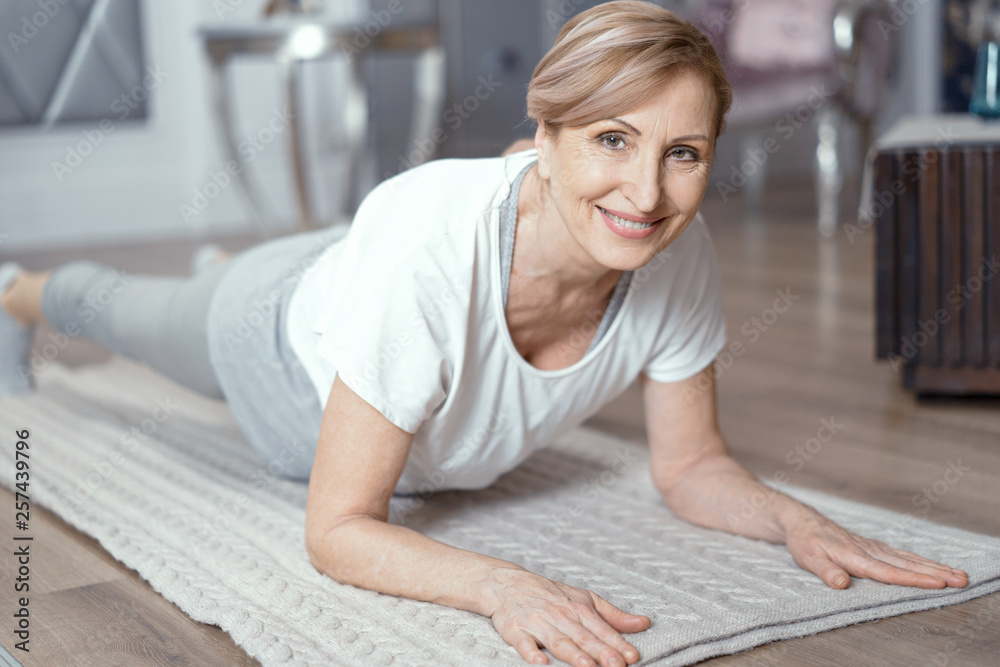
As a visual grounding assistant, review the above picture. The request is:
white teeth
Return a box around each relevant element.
[600,207,655,230]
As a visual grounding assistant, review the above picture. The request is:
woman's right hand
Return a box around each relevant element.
[485,567,651,667]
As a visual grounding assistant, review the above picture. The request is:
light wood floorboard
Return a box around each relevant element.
[1,187,998,665]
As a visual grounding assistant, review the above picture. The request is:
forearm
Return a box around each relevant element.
[659,455,813,544]
[308,517,525,617]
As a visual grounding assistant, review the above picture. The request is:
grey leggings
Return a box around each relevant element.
[36,226,345,481]
[40,259,231,400]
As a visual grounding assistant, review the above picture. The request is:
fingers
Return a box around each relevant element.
[546,633,598,667]
[809,549,969,590]
[491,575,648,667]
[854,555,951,588]
[539,615,641,667]
[873,547,969,588]
[503,602,646,667]
[810,557,852,589]
[591,593,652,634]
[508,628,548,665]
[787,538,852,589]
[579,604,644,665]
[548,625,624,667]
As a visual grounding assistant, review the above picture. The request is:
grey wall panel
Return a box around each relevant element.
[0,76,25,124]
[436,0,543,157]
[0,0,95,121]
[55,0,148,123]
[0,0,146,126]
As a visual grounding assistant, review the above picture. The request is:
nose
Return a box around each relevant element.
[621,154,664,214]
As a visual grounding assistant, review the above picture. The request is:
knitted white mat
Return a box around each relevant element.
[2,356,1000,667]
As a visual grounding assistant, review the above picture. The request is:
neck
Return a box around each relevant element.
[514,165,622,299]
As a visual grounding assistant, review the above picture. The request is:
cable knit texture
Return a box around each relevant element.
[1,356,999,666]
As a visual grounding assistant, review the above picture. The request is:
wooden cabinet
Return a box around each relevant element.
[869,124,1000,394]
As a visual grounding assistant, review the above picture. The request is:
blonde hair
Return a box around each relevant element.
[526,1,732,140]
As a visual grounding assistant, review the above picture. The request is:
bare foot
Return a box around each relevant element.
[1,270,51,328]
[191,244,231,275]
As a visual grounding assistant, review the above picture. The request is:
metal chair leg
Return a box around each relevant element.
[341,55,370,220]
[209,61,280,239]
[408,46,447,166]
[816,105,843,238]
[281,58,317,230]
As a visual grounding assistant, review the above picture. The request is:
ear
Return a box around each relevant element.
[534,123,552,180]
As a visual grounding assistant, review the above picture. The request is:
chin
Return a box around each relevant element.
[595,219,686,268]
[589,245,662,273]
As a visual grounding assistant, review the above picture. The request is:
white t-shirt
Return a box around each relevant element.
[286,149,727,495]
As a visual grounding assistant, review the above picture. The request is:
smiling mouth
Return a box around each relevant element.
[597,206,663,230]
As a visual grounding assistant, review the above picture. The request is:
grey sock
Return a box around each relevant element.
[0,262,34,395]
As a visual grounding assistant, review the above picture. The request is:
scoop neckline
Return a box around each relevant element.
[491,158,633,378]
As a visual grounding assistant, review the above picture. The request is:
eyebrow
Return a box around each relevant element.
[671,133,710,143]
[606,118,709,144]
[608,118,643,135]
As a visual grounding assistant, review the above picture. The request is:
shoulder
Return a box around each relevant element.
[362,150,538,216]
[342,151,536,260]
[341,156,503,250]
[365,156,508,209]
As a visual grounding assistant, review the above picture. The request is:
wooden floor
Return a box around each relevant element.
[2,183,998,666]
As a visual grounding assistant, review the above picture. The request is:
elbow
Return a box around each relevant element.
[654,480,686,517]
[651,466,691,504]
[653,473,703,525]
[303,513,377,573]
[650,466,674,497]
[304,527,330,571]
[653,476,692,522]
[651,459,711,512]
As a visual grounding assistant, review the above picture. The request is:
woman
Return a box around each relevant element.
[0,3,969,666]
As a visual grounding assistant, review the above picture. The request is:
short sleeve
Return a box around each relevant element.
[641,220,728,383]
[314,237,461,435]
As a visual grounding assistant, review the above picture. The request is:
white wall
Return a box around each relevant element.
[0,0,362,253]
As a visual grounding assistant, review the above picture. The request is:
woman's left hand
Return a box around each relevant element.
[782,507,970,589]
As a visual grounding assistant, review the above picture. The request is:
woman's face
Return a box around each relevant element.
[535,70,716,271]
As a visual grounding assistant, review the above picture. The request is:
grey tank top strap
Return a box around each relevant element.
[499,161,632,354]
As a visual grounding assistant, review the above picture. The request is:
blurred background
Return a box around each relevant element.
[0,0,980,251]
